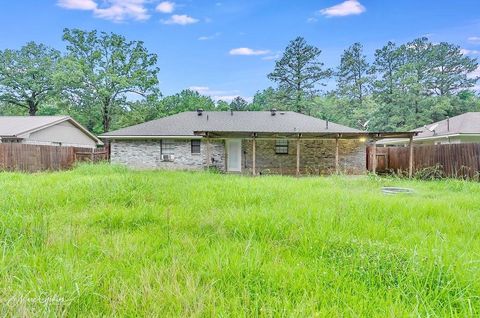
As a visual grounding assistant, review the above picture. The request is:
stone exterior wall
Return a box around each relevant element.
[110,138,366,175]
[110,139,225,170]
[242,139,366,175]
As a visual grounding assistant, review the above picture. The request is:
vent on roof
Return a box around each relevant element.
[197,109,204,116]
[270,108,277,116]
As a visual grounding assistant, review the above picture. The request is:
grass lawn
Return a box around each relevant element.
[1,164,479,317]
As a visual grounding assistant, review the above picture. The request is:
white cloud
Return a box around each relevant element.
[156,1,175,13]
[57,0,150,22]
[461,49,480,55]
[307,17,318,23]
[162,14,199,25]
[58,0,97,10]
[229,48,270,56]
[262,52,281,61]
[198,32,221,41]
[318,0,366,17]
[467,36,480,44]
[189,86,252,103]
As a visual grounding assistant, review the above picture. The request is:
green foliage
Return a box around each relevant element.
[1,166,480,316]
[268,37,332,113]
[337,42,373,105]
[0,33,478,134]
[159,89,216,115]
[250,87,278,110]
[0,42,61,115]
[429,42,478,96]
[58,28,160,132]
[335,43,374,126]
[112,97,163,130]
[333,37,479,131]
[229,96,249,111]
[215,100,230,111]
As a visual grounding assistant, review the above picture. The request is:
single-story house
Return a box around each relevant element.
[0,116,102,148]
[100,110,414,176]
[378,112,480,146]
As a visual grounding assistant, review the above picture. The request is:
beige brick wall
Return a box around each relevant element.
[242,139,366,175]
[110,139,225,170]
[110,138,366,175]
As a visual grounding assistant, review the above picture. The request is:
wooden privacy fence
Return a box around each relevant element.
[367,143,480,178]
[0,143,109,172]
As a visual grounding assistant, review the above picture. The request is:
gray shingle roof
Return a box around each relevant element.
[415,112,480,138]
[100,111,361,138]
[0,116,70,137]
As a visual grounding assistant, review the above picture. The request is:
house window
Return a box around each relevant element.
[161,140,175,154]
[275,139,289,154]
[191,140,201,154]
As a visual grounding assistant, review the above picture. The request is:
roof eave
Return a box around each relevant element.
[99,135,200,140]
[194,130,417,139]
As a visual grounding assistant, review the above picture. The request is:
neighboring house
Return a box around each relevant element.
[379,112,480,146]
[0,116,102,149]
[100,110,404,175]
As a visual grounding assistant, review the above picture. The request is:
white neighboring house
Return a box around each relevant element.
[378,112,480,146]
[0,116,102,148]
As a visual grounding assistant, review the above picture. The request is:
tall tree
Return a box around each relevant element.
[396,37,435,127]
[268,37,331,113]
[370,42,410,130]
[229,96,249,111]
[429,42,478,96]
[337,42,372,105]
[58,28,160,132]
[0,42,61,115]
[335,42,374,126]
[372,41,406,100]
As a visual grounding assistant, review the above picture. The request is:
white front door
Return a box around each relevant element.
[226,139,242,172]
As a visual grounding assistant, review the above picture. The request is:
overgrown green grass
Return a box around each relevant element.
[0,164,479,317]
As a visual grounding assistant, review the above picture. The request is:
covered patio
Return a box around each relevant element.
[195,130,418,177]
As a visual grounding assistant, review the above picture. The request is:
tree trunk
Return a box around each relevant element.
[296,83,302,113]
[28,100,37,116]
[102,99,111,132]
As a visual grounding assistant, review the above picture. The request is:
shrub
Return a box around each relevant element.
[414,164,445,180]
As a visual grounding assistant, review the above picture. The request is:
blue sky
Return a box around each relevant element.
[0,0,479,101]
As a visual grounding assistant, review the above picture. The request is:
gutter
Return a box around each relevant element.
[98,135,202,140]
[378,133,480,145]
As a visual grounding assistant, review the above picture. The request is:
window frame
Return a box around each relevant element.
[275,139,289,154]
[191,140,201,154]
[161,139,175,155]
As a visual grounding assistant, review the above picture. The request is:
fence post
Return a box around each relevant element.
[408,136,414,178]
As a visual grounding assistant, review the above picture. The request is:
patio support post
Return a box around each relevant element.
[252,133,256,176]
[372,139,377,175]
[296,134,301,177]
[408,135,414,178]
[206,134,210,169]
[335,137,339,174]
